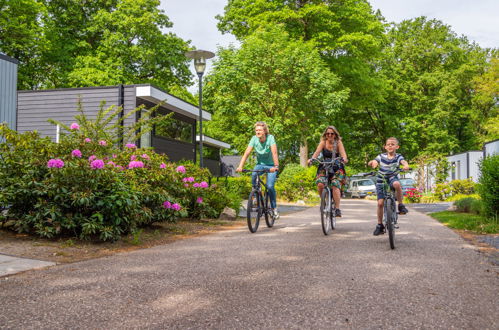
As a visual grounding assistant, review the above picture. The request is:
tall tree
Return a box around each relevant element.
[66,0,192,90]
[377,17,491,158]
[0,0,47,89]
[471,55,499,144]
[204,26,348,166]
[216,0,386,165]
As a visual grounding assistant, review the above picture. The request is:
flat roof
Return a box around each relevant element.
[136,85,211,121]
[196,135,231,149]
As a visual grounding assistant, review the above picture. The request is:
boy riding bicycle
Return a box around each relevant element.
[367,137,410,236]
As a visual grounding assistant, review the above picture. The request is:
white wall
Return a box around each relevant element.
[447,153,467,181]
[468,151,483,182]
[484,140,499,157]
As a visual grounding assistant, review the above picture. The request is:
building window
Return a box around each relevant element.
[199,145,220,161]
[154,117,193,143]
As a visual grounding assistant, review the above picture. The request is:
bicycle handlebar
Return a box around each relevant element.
[242,169,275,173]
[361,167,412,177]
[309,157,344,165]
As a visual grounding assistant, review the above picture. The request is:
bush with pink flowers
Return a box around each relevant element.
[0,123,233,241]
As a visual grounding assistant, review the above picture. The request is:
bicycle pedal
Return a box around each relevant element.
[394,225,399,229]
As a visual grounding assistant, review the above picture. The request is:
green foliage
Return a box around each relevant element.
[477,155,499,218]
[217,177,252,199]
[430,211,498,234]
[454,196,484,215]
[275,164,316,202]
[434,179,476,201]
[204,25,348,165]
[216,0,389,167]
[1,0,192,91]
[377,17,492,158]
[0,123,233,241]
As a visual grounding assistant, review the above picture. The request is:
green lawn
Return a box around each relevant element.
[430,211,499,234]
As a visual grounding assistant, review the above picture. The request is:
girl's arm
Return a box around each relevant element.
[309,140,325,163]
[236,146,253,172]
[337,140,348,163]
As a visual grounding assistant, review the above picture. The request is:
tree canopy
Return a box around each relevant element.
[204,26,348,165]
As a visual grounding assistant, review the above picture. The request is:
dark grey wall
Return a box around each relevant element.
[17,85,136,141]
[0,54,18,131]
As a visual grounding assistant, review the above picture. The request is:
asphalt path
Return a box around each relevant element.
[1,200,497,329]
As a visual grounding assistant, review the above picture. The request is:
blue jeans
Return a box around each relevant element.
[251,164,278,209]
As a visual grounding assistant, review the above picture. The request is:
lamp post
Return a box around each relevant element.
[185,49,215,168]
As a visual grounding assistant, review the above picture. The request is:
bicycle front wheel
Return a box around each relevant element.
[264,191,275,228]
[247,190,261,233]
[321,189,332,235]
[385,198,396,249]
[330,196,336,230]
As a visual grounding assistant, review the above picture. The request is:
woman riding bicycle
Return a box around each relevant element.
[236,121,280,218]
[308,125,348,217]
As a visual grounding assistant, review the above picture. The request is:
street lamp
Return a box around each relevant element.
[185,49,215,168]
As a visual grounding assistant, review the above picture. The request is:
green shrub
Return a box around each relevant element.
[477,155,499,218]
[217,176,252,199]
[434,179,476,201]
[276,164,316,202]
[454,197,475,213]
[446,193,481,202]
[0,123,233,241]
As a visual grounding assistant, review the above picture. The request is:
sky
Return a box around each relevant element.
[161,0,499,86]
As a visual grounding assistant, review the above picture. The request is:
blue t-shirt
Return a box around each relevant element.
[249,134,276,166]
[375,153,405,176]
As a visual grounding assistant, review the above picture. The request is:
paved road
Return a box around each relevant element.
[1,200,497,329]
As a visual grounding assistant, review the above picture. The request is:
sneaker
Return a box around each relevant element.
[373,224,385,236]
[335,209,342,217]
[398,204,408,215]
[272,208,280,220]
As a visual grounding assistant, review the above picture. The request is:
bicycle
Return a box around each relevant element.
[243,169,278,233]
[363,166,410,249]
[310,157,344,235]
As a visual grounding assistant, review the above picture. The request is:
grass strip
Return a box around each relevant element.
[430,211,499,234]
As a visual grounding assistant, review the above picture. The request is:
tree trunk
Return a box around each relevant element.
[300,138,308,167]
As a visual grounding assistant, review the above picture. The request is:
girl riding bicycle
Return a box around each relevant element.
[236,121,280,218]
[308,126,348,217]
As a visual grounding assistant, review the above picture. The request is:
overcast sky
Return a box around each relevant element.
[161,0,498,86]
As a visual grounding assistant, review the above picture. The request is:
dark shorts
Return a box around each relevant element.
[376,175,400,200]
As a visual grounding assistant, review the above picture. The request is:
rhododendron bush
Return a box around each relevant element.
[0,123,231,241]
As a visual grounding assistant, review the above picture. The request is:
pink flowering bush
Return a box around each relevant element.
[70,123,80,130]
[0,124,234,241]
[71,149,82,158]
[90,159,105,169]
[47,158,65,168]
[404,188,422,203]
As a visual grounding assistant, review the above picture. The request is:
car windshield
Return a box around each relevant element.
[357,180,374,186]
[400,178,415,186]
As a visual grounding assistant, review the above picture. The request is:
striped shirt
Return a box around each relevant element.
[375,153,405,177]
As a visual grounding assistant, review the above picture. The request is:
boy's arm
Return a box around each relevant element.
[401,159,410,171]
[367,160,378,168]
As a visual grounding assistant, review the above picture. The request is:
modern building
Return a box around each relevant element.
[16,84,230,175]
[0,53,18,132]
[483,139,499,158]
[446,151,483,182]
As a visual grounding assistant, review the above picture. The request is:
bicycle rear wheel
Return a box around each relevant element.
[321,189,332,235]
[385,198,396,249]
[247,190,261,233]
[264,191,275,228]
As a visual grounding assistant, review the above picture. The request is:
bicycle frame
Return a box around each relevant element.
[311,157,343,235]
[243,169,275,233]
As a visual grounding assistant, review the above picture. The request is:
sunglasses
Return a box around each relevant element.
[326,133,336,136]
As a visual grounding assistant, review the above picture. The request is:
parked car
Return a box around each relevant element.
[400,178,416,195]
[346,178,376,198]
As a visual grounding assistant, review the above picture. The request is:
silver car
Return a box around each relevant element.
[346,178,376,198]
